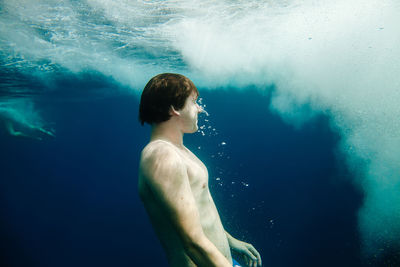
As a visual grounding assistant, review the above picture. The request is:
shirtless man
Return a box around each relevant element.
[138,73,262,267]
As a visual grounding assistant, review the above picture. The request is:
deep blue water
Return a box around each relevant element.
[1,1,400,265]
[0,74,396,267]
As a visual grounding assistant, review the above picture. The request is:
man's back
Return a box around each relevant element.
[138,139,232,267]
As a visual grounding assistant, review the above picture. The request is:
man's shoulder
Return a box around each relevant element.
[141,139,178,157]
[140,140,183,170]
[139,140,189,191]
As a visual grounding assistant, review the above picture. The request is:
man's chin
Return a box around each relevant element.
[183,126,198,134]
[192,125,199,133]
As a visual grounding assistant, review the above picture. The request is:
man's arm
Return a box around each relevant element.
[5,121,23,136]
[225,231,262,267]
[141,145,232,267]
[5,121,33,139]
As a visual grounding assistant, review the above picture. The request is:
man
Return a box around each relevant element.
[0,101,55,140]
[138,73,262,267]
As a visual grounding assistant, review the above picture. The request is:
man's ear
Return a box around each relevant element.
[170,105,180,116]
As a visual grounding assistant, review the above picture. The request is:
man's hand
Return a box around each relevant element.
[228,235,262,267]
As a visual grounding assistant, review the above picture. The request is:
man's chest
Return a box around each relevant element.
[181,154,209,194]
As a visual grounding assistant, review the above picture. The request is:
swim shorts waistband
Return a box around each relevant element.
[232,258,242,267]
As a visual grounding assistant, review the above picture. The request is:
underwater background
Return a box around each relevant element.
[1,1,399,266]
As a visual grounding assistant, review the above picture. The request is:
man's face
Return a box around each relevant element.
[178,91,202,133]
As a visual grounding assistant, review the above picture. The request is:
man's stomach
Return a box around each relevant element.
[199,201,232,262]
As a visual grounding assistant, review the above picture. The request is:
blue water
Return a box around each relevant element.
[0,73,387,267]
[1,1,400,266]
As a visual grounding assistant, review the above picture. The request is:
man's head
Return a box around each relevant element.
[139,73,200,128]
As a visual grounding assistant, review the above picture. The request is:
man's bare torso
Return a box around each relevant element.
[138,140,232,267]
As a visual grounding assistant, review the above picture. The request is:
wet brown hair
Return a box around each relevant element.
[139,73,199,125]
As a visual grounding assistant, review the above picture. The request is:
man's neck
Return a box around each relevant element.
[150,121,184,148]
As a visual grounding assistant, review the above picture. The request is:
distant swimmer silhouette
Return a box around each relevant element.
[0,99,55,140]
[2,118,55,140]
